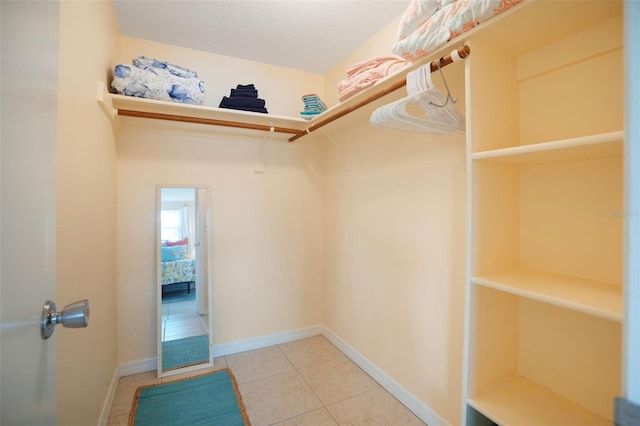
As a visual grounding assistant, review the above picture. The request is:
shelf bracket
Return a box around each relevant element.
[321,130,351,173]
[96,81,116,121]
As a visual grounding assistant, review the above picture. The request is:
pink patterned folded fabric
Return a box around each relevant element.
[338,56,409,102]
[392,0,522,62]
[396,0,458,41]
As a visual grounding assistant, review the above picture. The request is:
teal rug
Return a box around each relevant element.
[162,335,209,371]
[130,368,250,426]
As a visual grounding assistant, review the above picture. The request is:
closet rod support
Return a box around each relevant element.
[289,44,470,143]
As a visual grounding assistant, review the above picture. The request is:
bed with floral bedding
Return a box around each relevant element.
[160,244,196,291]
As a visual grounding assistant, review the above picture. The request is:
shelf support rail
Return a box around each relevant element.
[116,109,306,136]
[289,44,470,143]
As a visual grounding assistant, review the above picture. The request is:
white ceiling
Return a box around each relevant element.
[112,0,410,74]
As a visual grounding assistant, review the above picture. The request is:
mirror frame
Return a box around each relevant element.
[156,184,214,378]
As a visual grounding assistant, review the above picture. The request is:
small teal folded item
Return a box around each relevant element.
[304,105,326,112]
[300,93,327,119]
[300,111,322,120]
[301,93,328,113]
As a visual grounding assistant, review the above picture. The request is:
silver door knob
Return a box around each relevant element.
[40,299,90,340]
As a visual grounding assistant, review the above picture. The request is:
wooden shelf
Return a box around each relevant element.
[99,45,472,141]
[472,268,622,322]
[468,376,611,426]
[108,93,310,135]
[471,131,624,164]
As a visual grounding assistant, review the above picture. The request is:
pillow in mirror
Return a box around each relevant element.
[166,237,188,247]
[161,245,190,262]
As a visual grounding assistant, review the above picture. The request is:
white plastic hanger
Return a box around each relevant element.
[370,55,464,134]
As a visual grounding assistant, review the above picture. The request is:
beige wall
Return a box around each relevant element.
[56,1,121,425]
[119,36,325,117]
[321,21,467,426]
[116,122,325,363]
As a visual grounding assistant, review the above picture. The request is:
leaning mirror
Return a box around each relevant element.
[157,185,213,377]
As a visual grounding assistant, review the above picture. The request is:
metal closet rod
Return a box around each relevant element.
[289,44,471,143]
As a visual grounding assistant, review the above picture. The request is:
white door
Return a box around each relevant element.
[0,1,60,424]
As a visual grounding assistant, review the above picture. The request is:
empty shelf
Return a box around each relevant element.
[471,268,622,322]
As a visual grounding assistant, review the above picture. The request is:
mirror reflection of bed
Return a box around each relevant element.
[158,187,212,374]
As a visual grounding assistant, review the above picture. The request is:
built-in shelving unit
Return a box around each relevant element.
[464,1,624,425]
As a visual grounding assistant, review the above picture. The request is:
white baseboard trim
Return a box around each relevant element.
[98,366,120,426]
[118,325,322,377]
[321,326,450,426]
[213,324,322,356]
[119,357,157,377]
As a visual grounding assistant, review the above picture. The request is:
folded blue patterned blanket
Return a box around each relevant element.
[132,56,199,79]
[111,57,205,105]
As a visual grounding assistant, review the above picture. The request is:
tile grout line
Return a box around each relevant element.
[279,338,402,425]
[226,351,297,387]
[277,340,383,426]
[273,343,335,426]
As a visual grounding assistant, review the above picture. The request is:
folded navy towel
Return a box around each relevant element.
[236,84,256,90]
[230,88,258,98]
[219,96,266,109]
[219,104,268,114]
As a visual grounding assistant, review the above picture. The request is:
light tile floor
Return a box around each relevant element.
[161,299,209,342]
[107,335,426,426]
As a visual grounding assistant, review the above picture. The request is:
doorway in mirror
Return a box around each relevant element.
[157,186,213,376]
